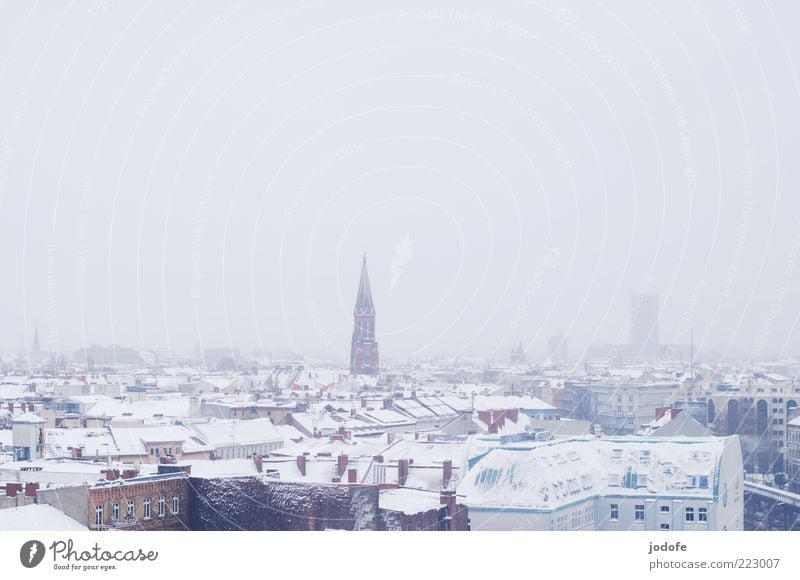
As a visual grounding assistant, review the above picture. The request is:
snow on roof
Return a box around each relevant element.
[472,395,554,412]
[379,488,443,515]
[393,399,437,419]
[12,412,46,424]
[45,428,117,458]
[0,503,88,531]
[190,418,283,448]
[87,395,192,419]
[182,458,259,478]
[458,437,731,510]
[357,409,416,427]
[110,425,206,455]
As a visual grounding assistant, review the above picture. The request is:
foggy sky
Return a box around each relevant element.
[1,1,799,362]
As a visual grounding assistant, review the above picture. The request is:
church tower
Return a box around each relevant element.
[350,253,379,375]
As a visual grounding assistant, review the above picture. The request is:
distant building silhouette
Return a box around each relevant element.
[631,293,659,360]
[350,253,379,375]
[509,342,526,366]
[548,334,568,363]
[32,324,40,352]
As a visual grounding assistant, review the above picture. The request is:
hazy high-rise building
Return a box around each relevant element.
[548,334,568,363]
[631,293,659,360]
[350,253,379,376]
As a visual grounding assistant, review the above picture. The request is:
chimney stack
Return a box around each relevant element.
[440,490,457,530]
[337,454,349,476]
[253,454,263,473]
[122,468,139,479]
[348,468,357,484]
[105,469,120,481]
[443,459,453,488]
[6,483,22,497]
[296,454,306,476]
[25,482,39,497]
[398,459,409,486]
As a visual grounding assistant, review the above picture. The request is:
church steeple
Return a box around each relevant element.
[350,253,379,376]
[32,324,41,352]
[354,252,375,315]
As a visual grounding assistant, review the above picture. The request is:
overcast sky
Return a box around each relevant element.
[1,1,799,362]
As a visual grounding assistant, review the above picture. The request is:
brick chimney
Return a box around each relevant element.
[507,409,519,423]
[121,468,139,479]
[105,469,120,481]
[373,454,384,464]
[296,454,306,476]
[383,398,392,410]
[253,454,263,473]
[443,459,453,488]
[337,453,349,476]
[398,459,409,486]
[25,482,39,497]
[440,490,457,530]
[348,468,357,484]
[7,402,13,413]
[6,483,22,497]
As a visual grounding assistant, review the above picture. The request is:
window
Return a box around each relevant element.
[95,505,103,527]
[685,507,695,522]
[635,505,645,521]
[158,496,166,517]
[660,523,670,530]
[660,505,670,513]
[111,501,120,521]
[143,498,151,519]
[127,500,135,517]
[610,504,619,521]
[698,508,708,522]
[699,476,709,488]
[172,495,180,514]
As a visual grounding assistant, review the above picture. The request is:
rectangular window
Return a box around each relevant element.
[698,508,708,522]
[660,505,670,513]
[699,476,709,488]
[95,505,103,527]
[660,523,670,530]
[127,500,135,517]
[610,504,619,521]
[172,495,180,514]
[685,507,695,522]
[158,496,166,517]
[143,498,151,519]
[635,505,645,521]
[111,502,120,521]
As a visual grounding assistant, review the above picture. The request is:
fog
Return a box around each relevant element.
[1,1,799,361]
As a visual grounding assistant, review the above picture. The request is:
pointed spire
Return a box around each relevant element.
[355,252,374,313]
[32,324,41,352]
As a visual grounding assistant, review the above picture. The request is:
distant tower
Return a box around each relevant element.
[510,342,526,366]
[631,293,660,360]
[350,253,379,376]
[32,324,40,352]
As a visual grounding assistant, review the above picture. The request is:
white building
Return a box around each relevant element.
[458,436,743,531]
[591,382,678,434]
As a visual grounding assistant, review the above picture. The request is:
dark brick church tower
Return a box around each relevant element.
[350,253,379,376]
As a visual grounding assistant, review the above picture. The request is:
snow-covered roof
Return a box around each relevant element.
[0,503,88,531]
[472,395,554,412]
[458,437,733,510]
[190,418,283,448]
[379,488,443,515]
[12,412,46,424]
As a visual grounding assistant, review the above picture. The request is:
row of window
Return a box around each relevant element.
[96,495,179,526]
[609,504,708,523]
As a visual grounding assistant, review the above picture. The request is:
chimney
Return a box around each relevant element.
[253,454,263,473]
[383,398,392,410]
[296,454,306,476]
[29,402,35,412]
[25,482,39,497]
[440,490,457,530]
[6,483,22,497]
[398,459,409,486]
[387,433,395,444]
[655,407,667,421]
[348,468,357,484]
[507,409,519,423]
[361,398,367,408]
[373,455,384,464]
[337,454,349,476]
[443,459,453,488]
[105,469,120,481]
[350,408,356,417]
[477,410,491,425]
[121,469,139,479]
[7,402,13,413]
